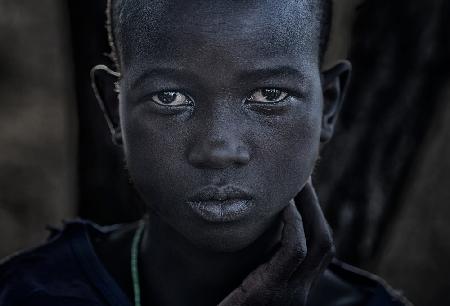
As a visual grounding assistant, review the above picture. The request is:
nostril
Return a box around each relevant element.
[187,142,250,169]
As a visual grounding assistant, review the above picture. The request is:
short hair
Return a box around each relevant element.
[106,0,333,72]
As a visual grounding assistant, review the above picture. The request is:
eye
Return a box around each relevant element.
[247,88,289,103]
[151,91,193,106]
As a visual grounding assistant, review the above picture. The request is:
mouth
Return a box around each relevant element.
[186,185,254,223]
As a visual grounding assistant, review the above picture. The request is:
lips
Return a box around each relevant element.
[186,185,254,222]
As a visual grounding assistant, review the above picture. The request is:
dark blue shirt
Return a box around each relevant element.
[0,220,410,306]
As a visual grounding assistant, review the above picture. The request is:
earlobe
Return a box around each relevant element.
[320,60,352,143]
[91,65,123,146]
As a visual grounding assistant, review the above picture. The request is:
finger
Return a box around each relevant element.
[263,200,307,282]
[294,180,334,279]
[218,286,247,306]
[229,201,307,292]
[219,201,307,306]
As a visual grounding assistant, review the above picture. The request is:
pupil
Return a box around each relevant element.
[158,92,177,104]
[262,89,281,101]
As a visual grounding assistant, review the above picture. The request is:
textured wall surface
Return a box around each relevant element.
[376,88,450,305]
[317,0,450,264]
[315,1,450,303]
[0,0,76,258]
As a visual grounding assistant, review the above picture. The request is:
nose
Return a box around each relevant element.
[187,126,250,169]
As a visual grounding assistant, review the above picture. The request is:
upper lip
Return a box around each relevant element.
[187,185,252,202]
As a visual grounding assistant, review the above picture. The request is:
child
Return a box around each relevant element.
[0,0,411,305]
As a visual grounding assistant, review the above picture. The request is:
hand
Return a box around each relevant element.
[218,180,334,306]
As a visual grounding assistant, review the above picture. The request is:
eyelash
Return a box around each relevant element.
[146,90,194,107]
[147,88,296,106]
[245,88,292,104]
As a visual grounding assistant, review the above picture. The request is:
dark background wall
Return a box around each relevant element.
[0,1,449,305]
[0,0,76,259]
[317,0,450,268]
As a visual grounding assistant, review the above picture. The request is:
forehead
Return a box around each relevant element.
[116,0,321,77]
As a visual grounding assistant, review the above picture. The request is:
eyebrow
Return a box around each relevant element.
[237,66,308,83]
[128,65,308,91]
[128,67,203,91]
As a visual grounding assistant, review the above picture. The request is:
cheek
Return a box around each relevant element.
[250,103,322,202]
[120,105,190,207]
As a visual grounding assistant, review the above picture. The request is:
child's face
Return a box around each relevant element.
[118,0,324,251]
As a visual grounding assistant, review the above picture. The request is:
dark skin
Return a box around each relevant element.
[92,0,351,305]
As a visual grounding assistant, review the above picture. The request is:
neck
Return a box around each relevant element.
[140,211,283,306]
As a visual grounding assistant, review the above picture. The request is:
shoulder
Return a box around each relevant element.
[308,259,412,306]
[0,220,106,306]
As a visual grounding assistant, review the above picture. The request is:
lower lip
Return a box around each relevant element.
[187,199,253,223]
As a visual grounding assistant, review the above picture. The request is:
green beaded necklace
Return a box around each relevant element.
[131,221,146,306]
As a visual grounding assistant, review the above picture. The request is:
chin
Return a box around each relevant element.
[183,220,268,253]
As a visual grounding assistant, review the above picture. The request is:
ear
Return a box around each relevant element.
[91,65,122,146]
[320,60,352,143]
